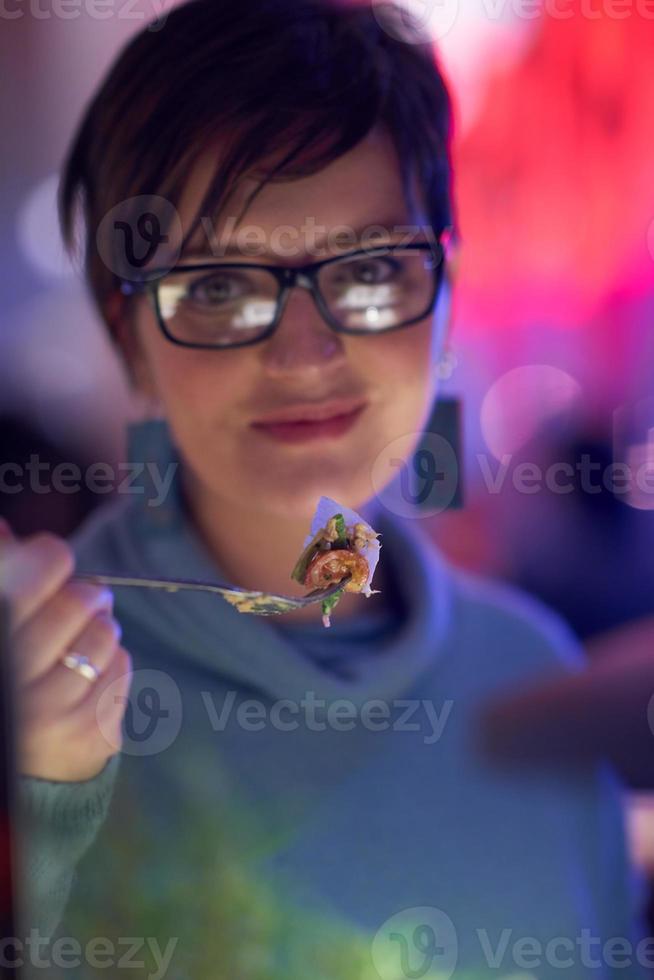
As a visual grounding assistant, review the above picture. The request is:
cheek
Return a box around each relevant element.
[136,326,249,452]
[155,350,231,412]
[354,322,440,498]
[363,318,438,413]
[136,310,237,412]
[368,315,437,375]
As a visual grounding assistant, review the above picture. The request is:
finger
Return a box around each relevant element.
[13,581,115,685]
[19,609,123,711]
[57,610,123,703]
[78,645,133,752]
[16,645,132,783]
[65,645,133,763]
[0,533,76,631]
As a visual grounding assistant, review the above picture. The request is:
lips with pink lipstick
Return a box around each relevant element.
[250,398,367,443]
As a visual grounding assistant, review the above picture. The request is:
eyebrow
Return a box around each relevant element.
[180,217,432,262]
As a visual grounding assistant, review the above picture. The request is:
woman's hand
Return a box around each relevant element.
[0,518,132,782]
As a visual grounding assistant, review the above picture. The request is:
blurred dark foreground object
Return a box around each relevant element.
[0,595,19,977]
[0,414,100,537]
[478,616,654,789]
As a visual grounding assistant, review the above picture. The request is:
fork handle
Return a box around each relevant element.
[73,572,351,604]
[74,573,237,597]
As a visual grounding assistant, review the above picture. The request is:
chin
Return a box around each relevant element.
[243,463,376,522]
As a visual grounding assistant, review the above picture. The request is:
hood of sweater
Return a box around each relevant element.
[71,419,454,706]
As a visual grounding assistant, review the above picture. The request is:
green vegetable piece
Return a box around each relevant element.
[321,589,343,618]
[333,513,347,550]
[290,531,322,584]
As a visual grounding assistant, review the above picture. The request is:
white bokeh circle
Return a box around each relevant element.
[17,174,76,281]
[371,0,460,44]
[481,365,582,461]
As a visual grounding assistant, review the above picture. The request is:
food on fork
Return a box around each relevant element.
[291,496,381,627]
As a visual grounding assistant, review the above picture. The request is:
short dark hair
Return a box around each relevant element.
[58,0,457,344]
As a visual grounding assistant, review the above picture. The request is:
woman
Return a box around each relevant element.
[4,0,646,977]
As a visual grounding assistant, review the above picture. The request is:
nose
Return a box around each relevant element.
[259,279,347,379]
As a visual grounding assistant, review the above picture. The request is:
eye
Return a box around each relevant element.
[329,255,403,291]
[187,270,250,307]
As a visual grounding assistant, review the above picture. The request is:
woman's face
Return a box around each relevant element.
[127,125,452,521]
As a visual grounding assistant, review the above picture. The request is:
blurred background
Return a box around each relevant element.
[2,0,654,928]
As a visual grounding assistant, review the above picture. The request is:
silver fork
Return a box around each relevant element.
[74,572,352,616]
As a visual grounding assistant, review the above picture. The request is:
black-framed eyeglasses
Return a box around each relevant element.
[120,238,447,351]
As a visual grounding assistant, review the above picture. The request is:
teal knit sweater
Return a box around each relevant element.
[15,420,648,980]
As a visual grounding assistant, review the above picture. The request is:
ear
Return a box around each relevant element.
[432,257,456,353]
[440,246,460,348]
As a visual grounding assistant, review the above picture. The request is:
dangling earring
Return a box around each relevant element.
[436,348,458,382]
